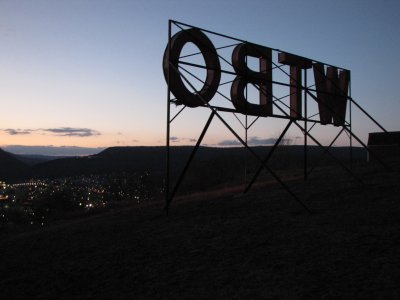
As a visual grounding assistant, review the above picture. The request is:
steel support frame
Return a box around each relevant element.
[166,58,311,214]
[165,20,389,213]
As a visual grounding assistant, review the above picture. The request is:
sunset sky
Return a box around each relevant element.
[1,0,400,155]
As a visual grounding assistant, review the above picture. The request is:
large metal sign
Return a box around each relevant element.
[163,26,350,125]
[163,20,388,213]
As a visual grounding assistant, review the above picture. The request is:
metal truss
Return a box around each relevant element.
[165,20,389,214]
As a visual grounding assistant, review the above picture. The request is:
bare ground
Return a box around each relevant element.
[1,161,400,299]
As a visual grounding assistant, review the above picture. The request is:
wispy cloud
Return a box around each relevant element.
[217,136,292,146]
[217,139,242,146]
[2,127,101,137]
[3,128,34,135]
[169,136,196,143]
[43,127,101,137]
[248,136,292,146]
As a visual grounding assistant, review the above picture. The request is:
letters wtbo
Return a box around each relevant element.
[163,28,350,127]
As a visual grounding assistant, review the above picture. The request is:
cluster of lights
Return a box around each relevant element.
[0,172,154,228]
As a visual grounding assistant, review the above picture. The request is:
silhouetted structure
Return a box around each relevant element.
[368,132,400,161]
[163,20,390,213]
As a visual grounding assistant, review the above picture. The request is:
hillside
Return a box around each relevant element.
[0,148,30,181]
[1,145,369,200]
[0,160,399,298]
[14,154,63,166]
[30,145,366,176]
[31,146,169,178]
[28,145,367,193]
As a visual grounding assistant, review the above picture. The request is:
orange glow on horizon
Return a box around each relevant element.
[0,131,165,148]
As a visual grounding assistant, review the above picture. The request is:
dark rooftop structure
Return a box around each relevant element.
[367,131,400,162]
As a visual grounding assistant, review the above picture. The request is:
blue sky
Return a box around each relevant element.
[1,0,399,155]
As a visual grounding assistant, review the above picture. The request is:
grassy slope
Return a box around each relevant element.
[0,161,399,299]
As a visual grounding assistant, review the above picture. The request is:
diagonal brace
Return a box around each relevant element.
[293,121,364,184]
[307,127,345,177]
[165,111,215,212]
[244,120,293,194]
[171,63,311,214]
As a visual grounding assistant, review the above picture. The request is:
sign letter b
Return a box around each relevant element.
[230,43,273,116]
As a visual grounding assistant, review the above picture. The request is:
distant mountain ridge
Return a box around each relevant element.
[0,146,367,183]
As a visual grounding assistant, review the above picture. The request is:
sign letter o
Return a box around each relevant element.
[163,28,221,107]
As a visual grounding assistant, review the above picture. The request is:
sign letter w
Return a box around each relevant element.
[313,63,350,126]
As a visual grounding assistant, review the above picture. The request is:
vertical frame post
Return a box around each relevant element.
[244,51,248,184]
[349,77,353,168]
[245,113,248,184]
[304,67,308,180]
[165,20,172,213]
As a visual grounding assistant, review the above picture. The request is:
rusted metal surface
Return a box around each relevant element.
[313,63,332,124]
[313,63,349,126]
[278,52,312,69]
[231,43,273,116]
[278,52,312,118]
[163,28,221,107]
[327,67,349,126]
[289,65,302,118]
